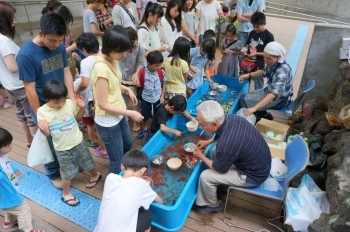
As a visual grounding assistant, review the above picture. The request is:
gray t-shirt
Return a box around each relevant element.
[83,9,99,33]
[119,43,146,81]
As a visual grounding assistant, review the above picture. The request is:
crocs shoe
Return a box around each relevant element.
[94,147,108,159]
[86,140,98,147]
[3,98,12,109]
[3,220,18,228]
[137,129,148,139]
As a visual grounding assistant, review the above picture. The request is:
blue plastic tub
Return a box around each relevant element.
[186,75,249,117]
[142,114,214,231]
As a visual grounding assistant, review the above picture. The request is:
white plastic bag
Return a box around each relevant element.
[285,174,330,232]
[261,177,282,192]
[27,130,54,167]
[270,158,288,180]
[236,108,256,125]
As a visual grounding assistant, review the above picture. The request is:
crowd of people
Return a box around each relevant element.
[0,0,296,231]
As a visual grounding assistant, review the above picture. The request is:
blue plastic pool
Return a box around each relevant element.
[142,115,215,231]
[186,75,249,117]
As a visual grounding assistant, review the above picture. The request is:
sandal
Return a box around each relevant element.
[86,140,98,147]
[94,147,108,158]
[86,174,102,189]
[61,197,80,207]
[137,129,148,139]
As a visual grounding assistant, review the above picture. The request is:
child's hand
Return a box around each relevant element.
[174,130,182,137]
[160,96,165,105]
[72,52,81,61]
[158,44,168,52]
[239,73,250,83]
[75,94,85,108]
[38,120,50,131]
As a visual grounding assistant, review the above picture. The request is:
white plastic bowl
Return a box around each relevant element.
[183,142,196,153]
[186,121,198,132]
[167,158,182,170]
[218,85,227,92]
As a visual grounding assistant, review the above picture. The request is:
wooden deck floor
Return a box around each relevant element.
[0,17,314,232]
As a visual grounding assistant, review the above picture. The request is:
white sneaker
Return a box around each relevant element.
[3,98,12,109]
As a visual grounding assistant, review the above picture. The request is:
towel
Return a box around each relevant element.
[264,42,286,63]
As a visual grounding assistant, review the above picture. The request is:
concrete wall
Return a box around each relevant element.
[300,25,350,101]
[266,0,350,24]
[14,1,85,24]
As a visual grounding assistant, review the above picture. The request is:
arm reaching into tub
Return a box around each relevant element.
[154,194,163,204]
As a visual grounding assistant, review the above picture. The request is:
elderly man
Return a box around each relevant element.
[192,100,271,214]
[239,41,293,120]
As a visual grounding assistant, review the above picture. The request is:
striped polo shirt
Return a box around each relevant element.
[213,114,271,185]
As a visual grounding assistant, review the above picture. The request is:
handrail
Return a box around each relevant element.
[266,6,350,26]
[8,0,85,5]
[265,1,350,21]
[264,13,328,24]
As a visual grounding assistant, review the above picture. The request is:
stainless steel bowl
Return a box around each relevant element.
[151,155,165,165]
[207,91,218,100]
[183,142,197,153]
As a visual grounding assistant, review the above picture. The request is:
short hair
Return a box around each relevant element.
[43,80,68,101]
[203,29,215,40]
[39,13,67,36]
[251,11,266,25]
[86,0,104,4]
[222,5,228,13]
[201,38,216,60]
[197,100,224,123]
[225,24,237,36]
[181,0,196,12]
[0,1,16,39]
[125,27,138,44]
[146,50,164,64]
[140,2,164,28]
[122,150,149,172]
[76,33,100,54]
[101,25,131,55]
[168,36,190,65]
[52,5,73,25]
[41,0,61,15]
[0,127,13,149]
[168,95,187,112]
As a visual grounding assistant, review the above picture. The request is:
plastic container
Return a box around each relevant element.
[167,158,182,170]
[218,85,227,92]
[287,135,295,144]
[186,121,198,132]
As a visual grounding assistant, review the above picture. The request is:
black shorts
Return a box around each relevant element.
[136,207,152,232]
[141,98,161,121]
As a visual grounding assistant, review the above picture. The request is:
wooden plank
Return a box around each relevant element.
[228,190,282,209]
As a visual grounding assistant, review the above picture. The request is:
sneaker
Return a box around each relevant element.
[193,203,222,214]
[51,178,63,190]
[262,112,274,121]
[3,98,12,109]
[94,147,108,159]
[137,129,148,139]
[86,140,98,147]
[3,220,18,228]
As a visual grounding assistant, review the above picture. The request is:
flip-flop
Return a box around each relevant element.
[94,147,108,159]
[61,197,80,207]
[86,174,102,189]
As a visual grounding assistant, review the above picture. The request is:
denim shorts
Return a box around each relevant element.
[56,141,95,180]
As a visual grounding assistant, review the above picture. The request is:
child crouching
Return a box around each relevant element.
[94,150,163,232]
[37,80,101,207]
[0,128,44,232]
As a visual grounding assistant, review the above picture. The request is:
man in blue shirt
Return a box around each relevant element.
[192,100,271,214]
[235,0,265,48]
[17,13,75,189]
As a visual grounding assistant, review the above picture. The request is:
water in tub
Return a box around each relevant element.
[189,86,241,115]
[144,133,209,206]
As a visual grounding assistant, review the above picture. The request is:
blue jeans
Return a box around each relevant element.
[30,110,61,180]
[95,116,133,174]
[238,31,249,48]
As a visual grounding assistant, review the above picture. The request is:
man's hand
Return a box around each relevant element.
[193,147,205,159]
[197,140,209,150]
[246,106,257,116]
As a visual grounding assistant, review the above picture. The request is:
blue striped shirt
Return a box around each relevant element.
[141,68,163,103]
[213,114,271,185]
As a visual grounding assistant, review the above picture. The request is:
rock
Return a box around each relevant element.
[308,214,332,232]
[322,130,342,156]
[333,80,350,112]
[289,167,326,190]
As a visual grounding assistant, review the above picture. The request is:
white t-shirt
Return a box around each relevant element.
[0,33,24,91]
[94,174,157,232]
[137,24,162,52]
[158,17,182,58]
[80,55,97,102]
[196,0,221,34]
[121,6,137,29]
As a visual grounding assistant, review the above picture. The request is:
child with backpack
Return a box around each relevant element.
[161,37,190,103]
[217,25,242,77]
[137,51,166,139]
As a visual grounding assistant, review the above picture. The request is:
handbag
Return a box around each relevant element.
[118,2,135,24]
[239,57,259,72]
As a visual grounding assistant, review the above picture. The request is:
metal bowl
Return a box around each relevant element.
[183,142,197,153]
[207,91,218,100]
[151,155,165,165]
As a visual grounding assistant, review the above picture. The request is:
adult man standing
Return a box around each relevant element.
[235,0,265,48]
[17,13,76,189]
[192,100,271,214]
